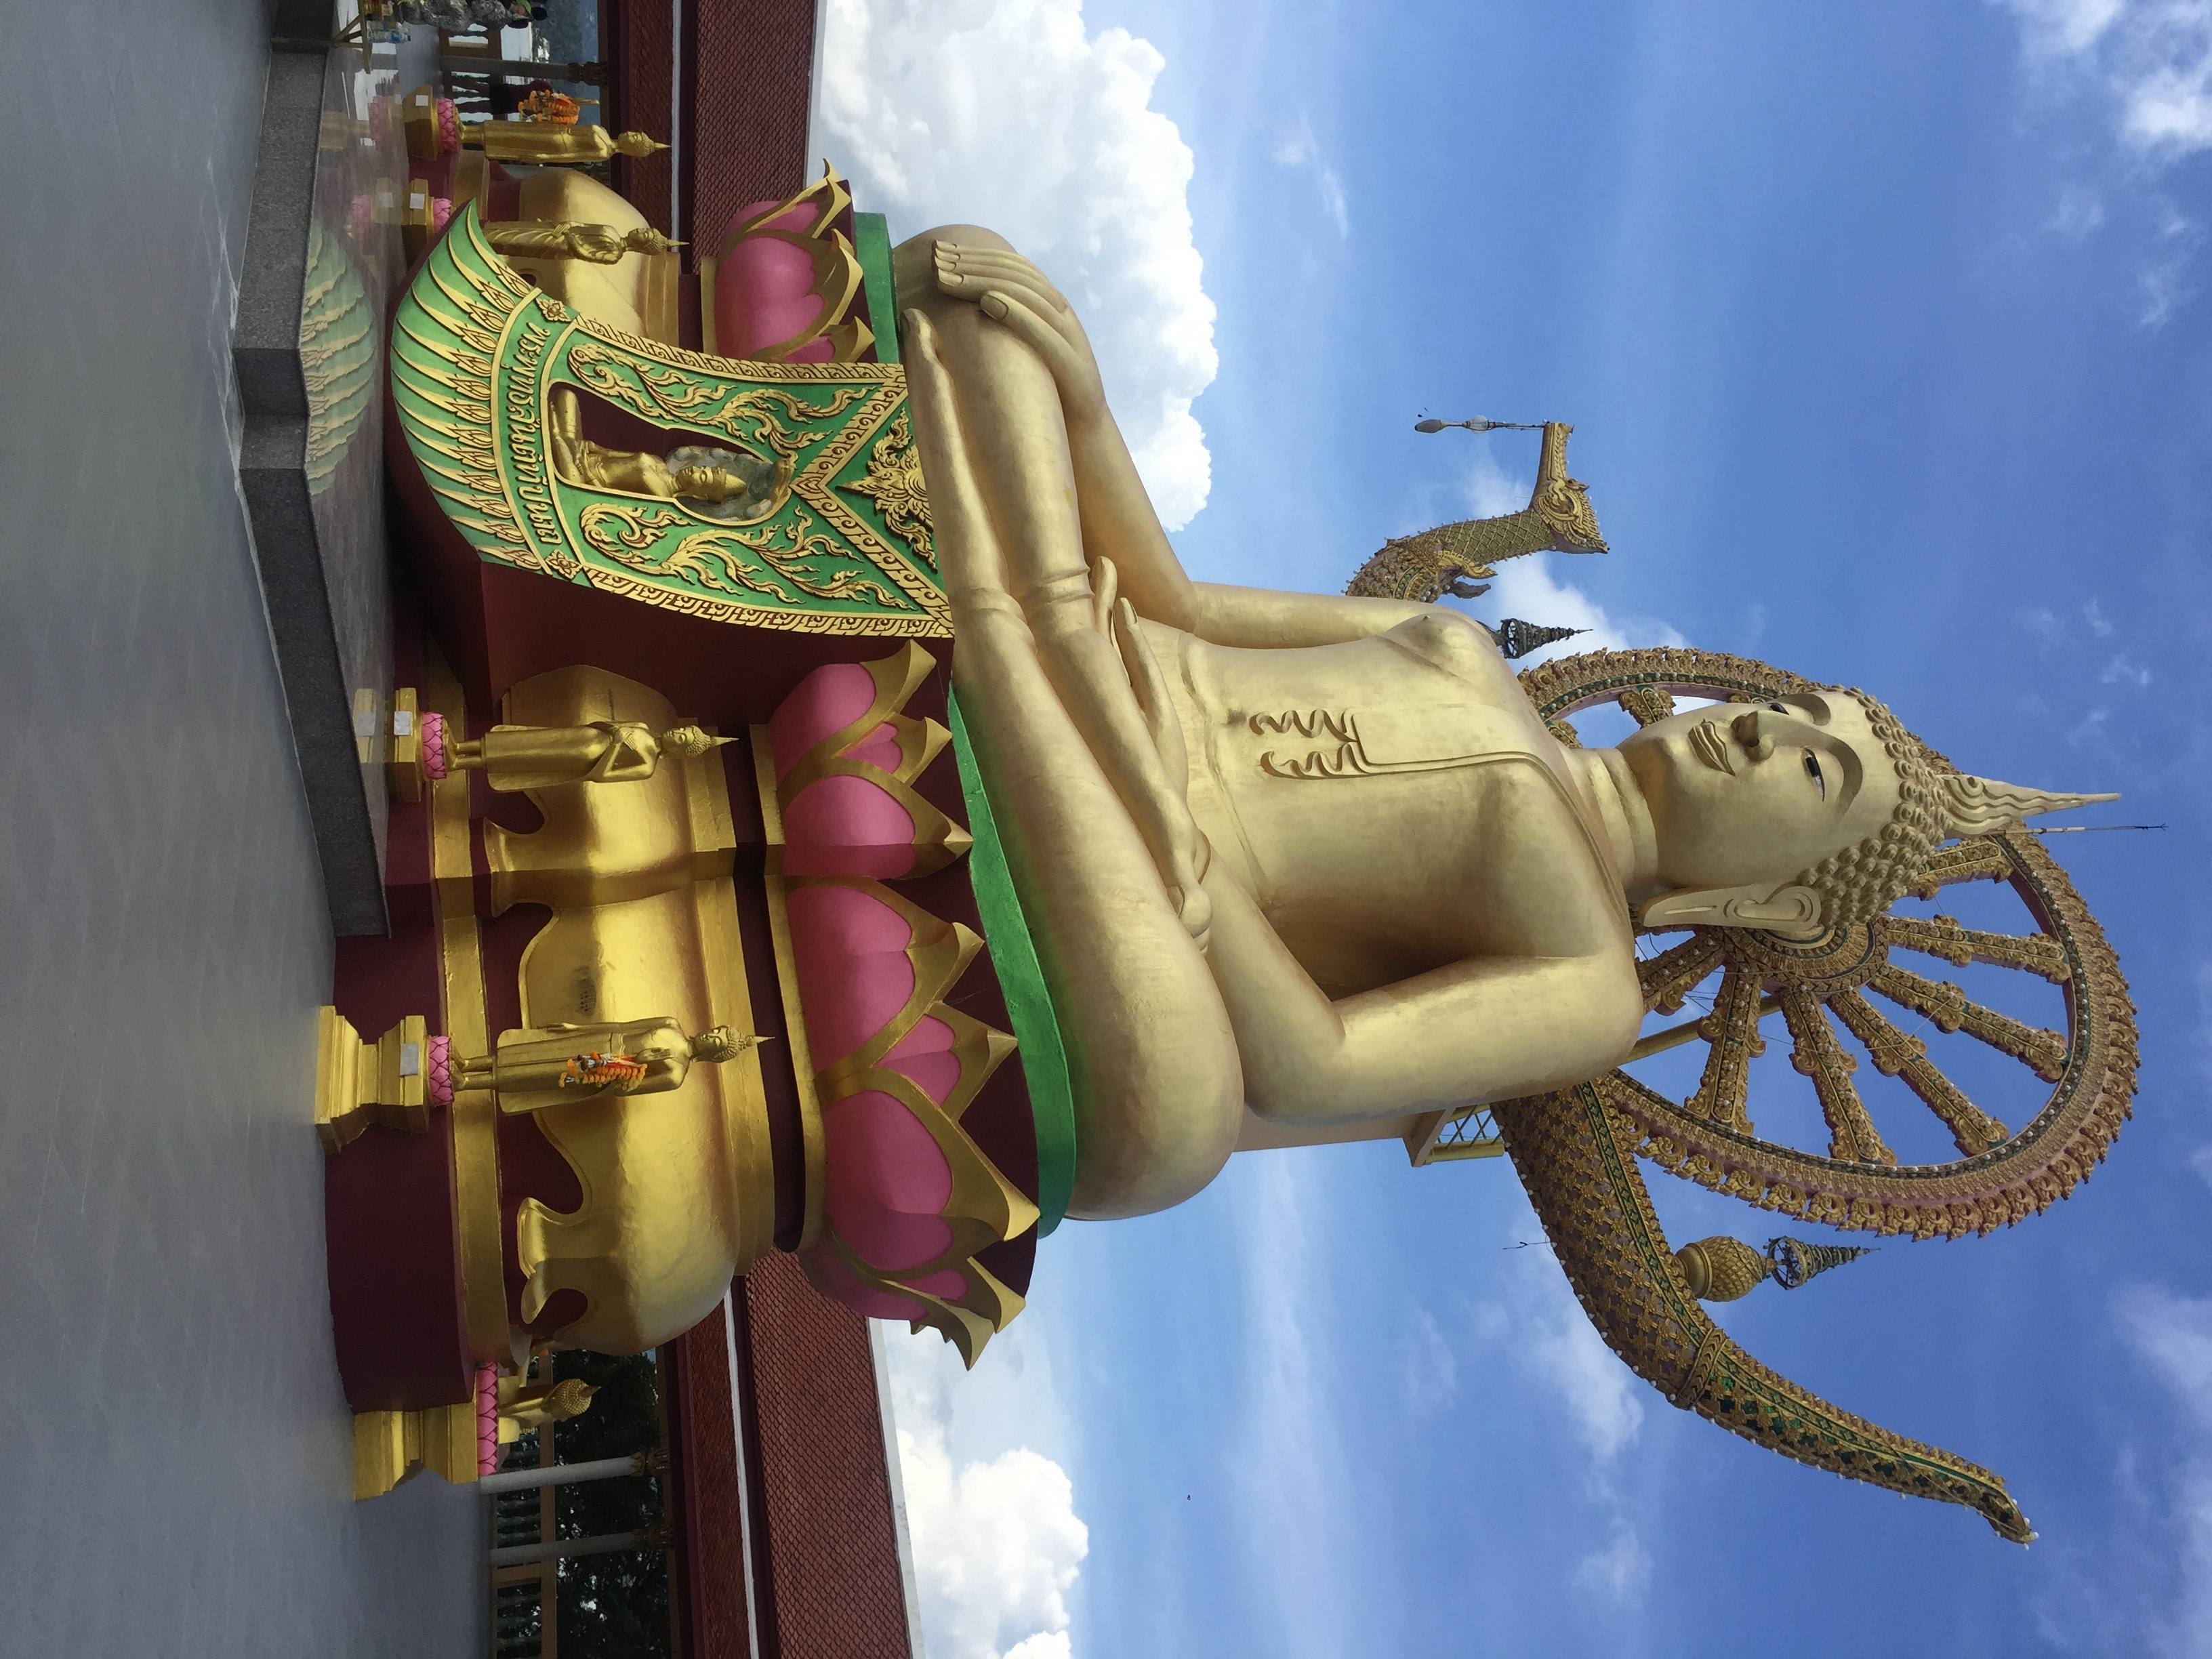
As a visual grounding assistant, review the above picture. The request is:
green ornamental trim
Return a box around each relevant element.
[948,693,1077,1235]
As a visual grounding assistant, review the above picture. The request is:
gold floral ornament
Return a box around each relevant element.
[842,406,934,567]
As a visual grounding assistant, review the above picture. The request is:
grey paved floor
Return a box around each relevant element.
[0,5,483,1654]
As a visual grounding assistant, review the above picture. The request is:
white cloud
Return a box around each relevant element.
[2048,182,2110,239]
[817,0,1220,528]
[2020,604,2069,647]
[2005,0,2128,58]
[2137,203,2205,323]
[1401,1307,1460,1416]
[1742,600,1769,650]
[2068,704,2115,747]
[2102,651,2154,685]
[2086,596,2116,636]
[1222,1155,1374,1657]
[1573,1519,1656,1603]
[886,1326,1090,1659]
[1470,1206,1654,1608]
[2002,0,2212,151]
[2191,1145,2212,1190]
[1462,450,1530,520]
[1996,0,2212,321]
[1272,113,1350,239]
[1520,1279,1648,1464]
[2114,1285,2212,1657]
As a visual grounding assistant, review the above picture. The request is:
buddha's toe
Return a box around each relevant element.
[1170,880,1212,946]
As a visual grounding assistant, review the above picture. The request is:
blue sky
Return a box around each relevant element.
[821,3,2212,1654]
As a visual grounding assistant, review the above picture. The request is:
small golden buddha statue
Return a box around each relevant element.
[461,123,667,167]
[545,386,786,520]
[485,220,681,265]
[457,1019,756,1114]
[893,230,2116,1221]
[447,716,728,793]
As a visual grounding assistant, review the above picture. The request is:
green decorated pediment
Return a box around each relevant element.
[391,201,945,638]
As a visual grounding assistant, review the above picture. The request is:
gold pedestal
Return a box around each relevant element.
[400,180,441,266]
[352,1402,480,1499]
[386,687,424,802]
[315,1008,432,1153]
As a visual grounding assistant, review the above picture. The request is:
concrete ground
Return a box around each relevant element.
[0,3,483,1654]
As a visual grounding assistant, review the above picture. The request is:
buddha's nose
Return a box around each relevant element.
[1732,710,1775,760]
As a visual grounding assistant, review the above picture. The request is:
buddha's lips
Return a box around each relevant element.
[1690,719,1736,776]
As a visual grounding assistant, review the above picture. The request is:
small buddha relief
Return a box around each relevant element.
[546,386,792,524]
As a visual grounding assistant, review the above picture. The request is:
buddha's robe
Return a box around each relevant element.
[472,720,661,792]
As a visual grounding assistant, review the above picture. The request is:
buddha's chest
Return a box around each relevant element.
[1161,618,1586,937]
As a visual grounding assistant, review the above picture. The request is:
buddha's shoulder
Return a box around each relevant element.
[1469,755,1635,953]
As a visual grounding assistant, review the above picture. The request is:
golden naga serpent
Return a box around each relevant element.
[1471,648,2138,1542]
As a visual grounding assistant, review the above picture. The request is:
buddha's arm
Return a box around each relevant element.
[1190,583,1435,647]
[1200,871,1641,1123]
[924,243,1433,647]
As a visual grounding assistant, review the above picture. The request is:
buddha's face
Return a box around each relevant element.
[1616,691,1900,897]
[674,465,741,501]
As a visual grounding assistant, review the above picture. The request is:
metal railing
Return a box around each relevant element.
[488,1414,559,1659]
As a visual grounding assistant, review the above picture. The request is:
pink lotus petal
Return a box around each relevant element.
[802,1241,928,1321]
[787,884,917,1067]
[769,663,878,777]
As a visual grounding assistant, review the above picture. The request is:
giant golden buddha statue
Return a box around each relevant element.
[895,231,2112,1221]
[362,190,2139,1540]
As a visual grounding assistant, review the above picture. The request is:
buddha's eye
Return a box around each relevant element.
[1802,749,1826,800]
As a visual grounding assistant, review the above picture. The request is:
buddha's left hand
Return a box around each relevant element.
[930,242,1109,426]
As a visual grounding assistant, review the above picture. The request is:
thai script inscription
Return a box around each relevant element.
[506,321,565,550]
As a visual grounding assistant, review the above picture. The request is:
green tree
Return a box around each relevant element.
[549,1351,672,1659]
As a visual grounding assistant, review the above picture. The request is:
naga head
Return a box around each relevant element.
[1616,688,2114,933]
[1532,421,1609,553]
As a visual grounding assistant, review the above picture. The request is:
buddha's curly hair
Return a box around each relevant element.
[1790,691,1947,928]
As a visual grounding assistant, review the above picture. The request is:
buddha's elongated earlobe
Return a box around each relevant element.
[1637,881,1823,934]
[1942,777,2118,838]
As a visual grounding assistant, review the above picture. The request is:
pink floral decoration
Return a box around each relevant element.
[475,1362,500,1475]
[426,1035,454,1108]
[436,99,462,156]
[419,710,449,779]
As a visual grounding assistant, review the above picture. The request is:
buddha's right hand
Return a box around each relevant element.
[930,241,1109,426]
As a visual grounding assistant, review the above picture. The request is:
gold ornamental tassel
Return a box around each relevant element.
[1765,1235,1874,1290]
